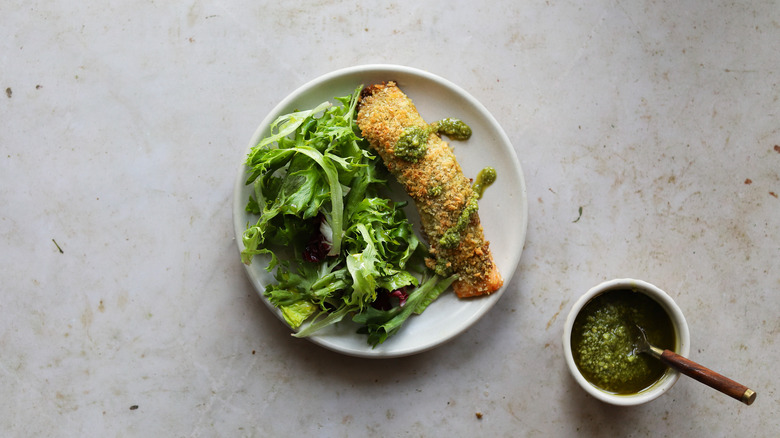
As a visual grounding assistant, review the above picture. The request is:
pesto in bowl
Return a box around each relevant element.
[563,278,690,406]
[571,289,676,394]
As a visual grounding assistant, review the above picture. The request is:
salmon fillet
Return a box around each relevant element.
[356,81,502,298]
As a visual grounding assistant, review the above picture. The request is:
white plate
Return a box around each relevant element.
[233,65,528,358]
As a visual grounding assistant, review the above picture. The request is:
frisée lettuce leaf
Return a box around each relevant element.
[240,85,454,347]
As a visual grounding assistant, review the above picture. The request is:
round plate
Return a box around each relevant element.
[233,64,528,358]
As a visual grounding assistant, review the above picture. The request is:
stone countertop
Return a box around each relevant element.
[2,1,777,436]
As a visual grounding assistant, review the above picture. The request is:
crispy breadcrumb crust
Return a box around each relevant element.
[357,82,502,298]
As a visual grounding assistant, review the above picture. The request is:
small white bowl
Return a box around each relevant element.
[562,278,690,406]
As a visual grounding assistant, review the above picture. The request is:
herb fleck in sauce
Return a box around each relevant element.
[571,289,676,394]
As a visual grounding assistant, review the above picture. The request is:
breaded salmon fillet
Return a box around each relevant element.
[356,81,502,298]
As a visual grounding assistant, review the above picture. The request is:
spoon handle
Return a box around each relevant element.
[660,350,757,405]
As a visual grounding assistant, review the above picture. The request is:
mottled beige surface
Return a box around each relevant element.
[1,1,777,436]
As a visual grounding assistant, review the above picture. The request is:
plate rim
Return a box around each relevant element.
[232,64,528,358]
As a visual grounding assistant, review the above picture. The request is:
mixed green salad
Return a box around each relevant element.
[240,86,455,347]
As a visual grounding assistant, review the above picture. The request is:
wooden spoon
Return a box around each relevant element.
[635,325,757,405]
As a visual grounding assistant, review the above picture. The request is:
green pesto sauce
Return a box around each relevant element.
[439,195,479,249]
[571,289,676,394]
[433,256,453,277]
[472,167,497,199]
[433,118,472,140]
[394,126,430,162]
[394,119,472,163]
